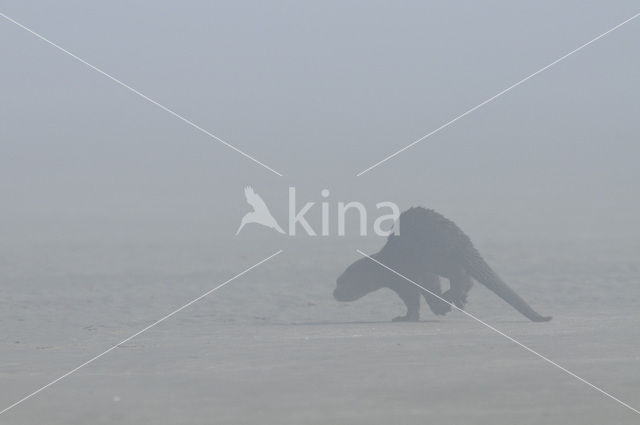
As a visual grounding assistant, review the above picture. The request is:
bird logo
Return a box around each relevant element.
[236,186,285,235]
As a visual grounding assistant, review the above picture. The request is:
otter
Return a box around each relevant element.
[334,207,551,322]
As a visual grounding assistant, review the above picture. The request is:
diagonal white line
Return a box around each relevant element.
[0,12,283,177]
[356,11,640,176]
[356,249,640,416]
[0,249,283,417]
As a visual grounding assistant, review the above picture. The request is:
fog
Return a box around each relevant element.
[2,1,639,241]
[1,1,639,424]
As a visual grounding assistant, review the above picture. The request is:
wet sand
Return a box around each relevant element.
[1,239,639,424]
[2,314,639,424]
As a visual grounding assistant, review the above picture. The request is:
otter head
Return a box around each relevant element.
[334,251,401,302]
[334,235,402,302]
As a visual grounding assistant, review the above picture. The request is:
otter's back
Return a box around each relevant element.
[392,207,473,270]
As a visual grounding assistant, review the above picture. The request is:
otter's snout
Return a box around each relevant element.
[333,278,343,301]
[333,277,359,302]
[333,276,348,301]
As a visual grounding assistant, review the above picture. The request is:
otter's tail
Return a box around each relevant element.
[463,248,551,322]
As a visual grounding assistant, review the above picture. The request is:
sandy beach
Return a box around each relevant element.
[1,238,639,424]
[2,318,639,424]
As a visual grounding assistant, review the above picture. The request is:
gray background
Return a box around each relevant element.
[1,1,639,424]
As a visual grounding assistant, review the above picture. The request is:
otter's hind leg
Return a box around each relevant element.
[420,274,451,316]
[443,269,473,309]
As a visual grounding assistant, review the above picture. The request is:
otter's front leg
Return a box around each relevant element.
[391,285,420,322]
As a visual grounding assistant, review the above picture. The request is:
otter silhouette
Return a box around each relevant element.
[334,207,551,322]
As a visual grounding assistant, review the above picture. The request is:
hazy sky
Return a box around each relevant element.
[1,1,639,244]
